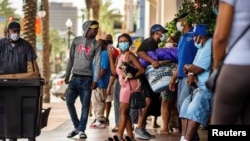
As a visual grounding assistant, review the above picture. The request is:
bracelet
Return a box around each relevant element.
[188,72,194,76]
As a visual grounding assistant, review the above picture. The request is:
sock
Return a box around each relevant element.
[180,136,184,141]
[74,129,79,133]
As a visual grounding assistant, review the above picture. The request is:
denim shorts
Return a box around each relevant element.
[179,88,212,126]
[177,77,190,112]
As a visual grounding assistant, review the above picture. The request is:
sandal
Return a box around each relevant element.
[105,137,114,141]
[113,135,124,141]
[67,130,79,138]
[79,132,87,139]
[111,126,119,132]
[125,136,136,141]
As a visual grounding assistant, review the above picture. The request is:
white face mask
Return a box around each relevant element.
[10,33,20,41]
[165,43,174,48]
[176,22,183,32]
[195,42,203,49]
[160,34,166,42]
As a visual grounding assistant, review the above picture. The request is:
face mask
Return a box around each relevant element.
[176,22,183,32]
[194,42,203,49]
[165,43,174,48]
[212,7,218,15]
[118,42,130,51]
[160,34,166,42]
[106,40,113,45]
[10,33,20,41]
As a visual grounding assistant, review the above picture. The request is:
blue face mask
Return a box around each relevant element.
[118,42,130,51]
[194,42,203,49]
[212,7,218,15]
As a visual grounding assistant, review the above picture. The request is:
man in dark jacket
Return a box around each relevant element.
[64,20,101,139]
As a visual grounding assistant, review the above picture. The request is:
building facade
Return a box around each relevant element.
[132,0,187,37]
[49,2,78,35]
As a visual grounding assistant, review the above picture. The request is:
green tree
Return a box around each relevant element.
[159,21,181,48]
[162,0,216,48]
[0,0,18,37]
[36,28,64,72]
[165,21,179,38]
[49,29,64,55]
[82,0,122,38]
[192,0,216,35]
[177,0,196,25]
[98,0,121,37]
[177,0,216,35]
[0,0,17,19]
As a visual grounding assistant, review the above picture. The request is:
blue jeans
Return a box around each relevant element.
[113,79,120,126]
[66,76,92,132]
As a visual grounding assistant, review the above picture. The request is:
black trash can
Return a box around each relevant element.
[0,78,44,139]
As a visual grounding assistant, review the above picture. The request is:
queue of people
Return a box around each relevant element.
[63,2,249,140]
[2,0,249,140]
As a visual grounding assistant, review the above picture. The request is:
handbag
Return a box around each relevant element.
[206,23,250,92]
[145,61,177,93]
[205,62,223,93]
[129,81,146,109]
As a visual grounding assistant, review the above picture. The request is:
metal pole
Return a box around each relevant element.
[68,27,71,49]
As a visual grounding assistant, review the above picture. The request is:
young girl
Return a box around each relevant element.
[108,33,144,141]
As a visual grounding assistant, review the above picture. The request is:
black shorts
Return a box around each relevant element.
[140,75,157,97]
[140,75,161,116]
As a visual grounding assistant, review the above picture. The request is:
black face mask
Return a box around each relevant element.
[105,40,113,44]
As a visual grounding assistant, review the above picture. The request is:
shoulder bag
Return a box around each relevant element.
[129,80,146,110]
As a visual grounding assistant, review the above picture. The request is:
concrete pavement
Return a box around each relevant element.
[18,96,208,141]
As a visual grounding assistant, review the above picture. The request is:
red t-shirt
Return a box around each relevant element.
[112,47,119,60]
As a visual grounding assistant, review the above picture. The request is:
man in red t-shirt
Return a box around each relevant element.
[105,34,120,60]
[104,34,120,129]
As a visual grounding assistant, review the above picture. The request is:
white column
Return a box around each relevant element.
[144,0,150,37]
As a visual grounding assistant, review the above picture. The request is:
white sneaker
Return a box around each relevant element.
[89,120,106,128]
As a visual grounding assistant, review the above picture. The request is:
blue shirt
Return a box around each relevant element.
[193,38,212,90]
[94,50,110,88]
[177,28,198,78]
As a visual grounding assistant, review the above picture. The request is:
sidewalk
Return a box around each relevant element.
[24,97,207,141]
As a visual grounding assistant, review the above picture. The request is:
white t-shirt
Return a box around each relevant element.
[221,0,250,65]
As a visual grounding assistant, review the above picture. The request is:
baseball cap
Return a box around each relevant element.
[89,24,98,29]
[193,24,209,36]
[150,24,168,34]
[8,21,21,30]
[174,13,188,22]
